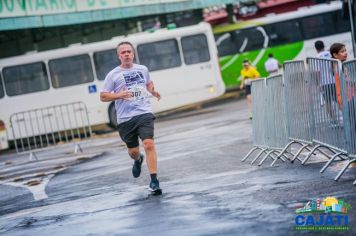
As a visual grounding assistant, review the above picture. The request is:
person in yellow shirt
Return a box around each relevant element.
[239,59,261,119]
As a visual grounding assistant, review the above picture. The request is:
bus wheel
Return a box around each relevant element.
[108,103,118,128]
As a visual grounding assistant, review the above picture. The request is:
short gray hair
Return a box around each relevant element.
[117,41,134,51]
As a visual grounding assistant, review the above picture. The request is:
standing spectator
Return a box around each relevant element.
[330,42,348,108]
[315,40,331,58]
[240,59,261,119]
[264,53,281,76]
[330,43,347,62]
[315,40,336,122]
[330,43,356,136]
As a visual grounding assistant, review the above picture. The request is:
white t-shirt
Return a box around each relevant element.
[318,51,331,58]
[101,64,152,124]
[317,51,334,85]
[264,58,279,75]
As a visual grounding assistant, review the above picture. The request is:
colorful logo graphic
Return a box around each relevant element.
[294,197,351,231]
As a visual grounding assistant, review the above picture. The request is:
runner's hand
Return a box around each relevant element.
[119,90,133,100]
[151,91,161,101]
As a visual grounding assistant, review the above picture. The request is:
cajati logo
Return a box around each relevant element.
[294,197,351,231]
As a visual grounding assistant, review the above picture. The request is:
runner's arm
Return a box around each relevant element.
[100,91,132,102]
[147,80,161,100]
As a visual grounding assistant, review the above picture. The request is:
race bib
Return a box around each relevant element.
[128,85,148,102]
[244,78,252,85]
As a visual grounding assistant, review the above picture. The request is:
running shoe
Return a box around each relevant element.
[149,180,162,195]
[132,153,144,178]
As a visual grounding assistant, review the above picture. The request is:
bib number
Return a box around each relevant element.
[128,85,147,101]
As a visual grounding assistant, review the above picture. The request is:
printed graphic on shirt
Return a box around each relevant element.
[123,71,145,86]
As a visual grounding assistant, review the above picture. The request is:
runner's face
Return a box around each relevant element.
[117,44,134,65]
[334,47,347,62]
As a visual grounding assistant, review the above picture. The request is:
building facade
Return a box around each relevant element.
[0,0,241,58]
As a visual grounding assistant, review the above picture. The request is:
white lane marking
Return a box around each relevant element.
[1,174,56,201]
[27,174,55,200]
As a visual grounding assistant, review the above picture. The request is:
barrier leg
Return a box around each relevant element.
[270,152,289,166]
[334,159,356,181]
[273,141,296,162]
[242,146,260,162]
[270,148,292,166]
[301,145,322,165]
[74,143,83,153]
[270,153,281,166]
[258,150,275,166]
[320,152,345,173]
[280,153,289,162]
[291,143,310,163]
[29,152,38,161]
[316,147,337,159]
[250,148,268,165]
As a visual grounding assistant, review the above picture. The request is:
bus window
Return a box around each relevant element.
[93,49,120,81]
[0,74,4,98]
[137,39,182,71]
[265,21,302,46]
[237,28,265,52]
[181,34,210,65]
[3,62,49,96]
[300,13,335,39]
[49,54,94,88]
[335,10,351,34]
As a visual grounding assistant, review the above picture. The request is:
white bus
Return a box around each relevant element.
[214,1,353,88]
[0,22,225,147]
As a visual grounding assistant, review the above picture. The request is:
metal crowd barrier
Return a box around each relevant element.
[305,58,355,182]
[301,58,348,164]
[330,59,356,181]
[242,58,356,184]
[10,102,92,160]
[273,61,315,164]
[274,60,340,165]
[342,60,356,155]
[242,75,291,166]
[242,78,270,164]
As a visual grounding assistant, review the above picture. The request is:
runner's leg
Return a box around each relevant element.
[128,147,140,161]
[142,139,157,174]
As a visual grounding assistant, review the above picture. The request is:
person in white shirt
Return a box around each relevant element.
[315,40,338,124]
[100,41,162,195]
[264,53,280,76]
[315,40,331,58]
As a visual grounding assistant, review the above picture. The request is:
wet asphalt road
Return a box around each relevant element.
[0,97,355,236]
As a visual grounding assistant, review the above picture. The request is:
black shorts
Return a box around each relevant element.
[321,84,337,102]
[245,85,251,95]
[117,113,155,148]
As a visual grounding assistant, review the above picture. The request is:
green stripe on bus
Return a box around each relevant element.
[213,21,262,34]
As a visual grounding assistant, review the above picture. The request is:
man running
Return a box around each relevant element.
[240,59,261,119]
[100,41,162,195]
